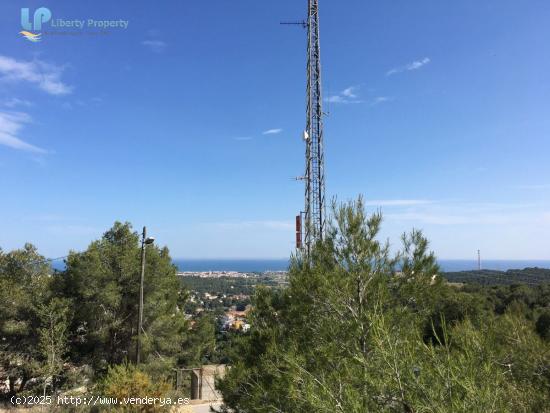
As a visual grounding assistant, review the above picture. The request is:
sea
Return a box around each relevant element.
[173,259,550,273]
[50,258,550,273]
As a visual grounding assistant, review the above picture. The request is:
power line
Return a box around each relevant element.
[43,255,71,263]
[25,248,103,266]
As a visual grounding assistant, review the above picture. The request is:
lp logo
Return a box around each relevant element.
[21,7,52,31]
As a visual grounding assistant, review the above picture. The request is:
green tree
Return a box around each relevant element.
[0,244,50,396]
[55,222,189,373]
[217,198,550,413]
[37,297,72,391]
[179,314,217,367]
[536,309,550,341]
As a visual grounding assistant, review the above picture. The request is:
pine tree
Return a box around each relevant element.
[0,244,50,396]
[217,198,550,413]
[56,222,189,373]
[37,298,71,392]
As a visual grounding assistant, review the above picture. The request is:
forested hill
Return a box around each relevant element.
[442,267,550,285]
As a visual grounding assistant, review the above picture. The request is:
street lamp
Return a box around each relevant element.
[136,226,155,364]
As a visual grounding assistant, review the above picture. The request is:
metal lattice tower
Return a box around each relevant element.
[303,0,325,254]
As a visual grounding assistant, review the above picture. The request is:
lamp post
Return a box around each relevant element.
[136,226,155,364]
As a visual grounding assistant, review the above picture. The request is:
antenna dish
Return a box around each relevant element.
[302,130,309,141]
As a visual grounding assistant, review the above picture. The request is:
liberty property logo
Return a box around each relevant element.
[20,7,52,42]
[19,7,129,41]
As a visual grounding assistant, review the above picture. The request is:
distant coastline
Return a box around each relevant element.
[50,258,550,273]
[173,259,550,273]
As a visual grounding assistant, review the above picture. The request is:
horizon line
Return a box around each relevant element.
[172,257,550,261]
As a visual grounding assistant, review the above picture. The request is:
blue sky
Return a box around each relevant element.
[1,0,550,260]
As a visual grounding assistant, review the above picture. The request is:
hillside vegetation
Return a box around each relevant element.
[217,198,550,413]
[443,267,550,285]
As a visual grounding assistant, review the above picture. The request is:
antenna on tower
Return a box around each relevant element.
[284,1,326,256]
[280,20,307,29]
[304,0,326,256]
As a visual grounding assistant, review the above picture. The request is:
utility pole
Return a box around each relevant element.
[136,226,154,364]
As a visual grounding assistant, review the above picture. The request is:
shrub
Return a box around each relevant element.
[97,364,172,412]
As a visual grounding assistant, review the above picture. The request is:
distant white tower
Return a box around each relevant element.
[477,250,481,270]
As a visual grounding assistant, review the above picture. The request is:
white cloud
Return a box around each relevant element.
[2,98,33,108]
[325,95,346,103]
[141,40,167,53]
[514,184,550,190]
[45,225,101,237]
[387,57,431,76]
[325,86,390,106]
[0,55,72,95]
[0,111,47,153]
[325,86,363,104]
[385,212,472,225]
[382,201,550,226]
[262,128,283,135]
[371,96,393,106]
[364,199,432,207]
[341,87,357,98]
[406,58,431,70]
[208,220,293,231]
